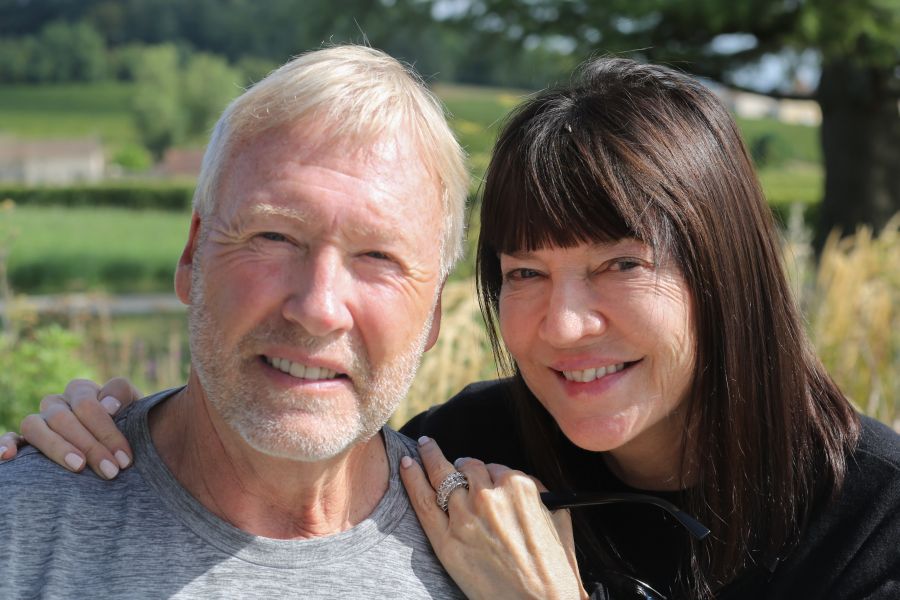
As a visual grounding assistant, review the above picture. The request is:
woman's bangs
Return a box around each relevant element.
[484,138,634,255]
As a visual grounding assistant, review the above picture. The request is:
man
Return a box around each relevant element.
[0,45,469,599]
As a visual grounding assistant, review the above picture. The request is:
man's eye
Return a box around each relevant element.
[363,251,391,261]
[259,232,289,243]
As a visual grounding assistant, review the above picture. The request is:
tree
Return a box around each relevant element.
[181,52,241,138]
[130,45,242,159]
[131,44,183,159]
[439,0,900,246]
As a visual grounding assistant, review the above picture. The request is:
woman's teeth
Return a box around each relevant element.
[266,356,339,380]
[562,363,626,383]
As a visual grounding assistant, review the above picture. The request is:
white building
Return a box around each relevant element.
[0,137,105,185]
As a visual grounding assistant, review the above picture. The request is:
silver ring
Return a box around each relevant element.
[435,470,469,512]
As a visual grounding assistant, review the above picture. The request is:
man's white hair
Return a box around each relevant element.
[193,45,468,277]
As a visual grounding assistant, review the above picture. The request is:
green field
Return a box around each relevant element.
[4,205,189,294]
[0,82,137,147]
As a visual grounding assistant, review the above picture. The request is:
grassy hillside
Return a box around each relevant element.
[0,82,137,146]
[4,205,188,294]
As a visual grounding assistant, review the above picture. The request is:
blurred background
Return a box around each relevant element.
[0,0,897,432]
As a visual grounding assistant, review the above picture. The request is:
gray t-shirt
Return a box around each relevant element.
[0,389,464,599]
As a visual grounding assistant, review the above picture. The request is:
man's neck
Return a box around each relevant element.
[147,379,390,540]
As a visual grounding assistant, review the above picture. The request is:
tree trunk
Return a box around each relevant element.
[815,60,900,250]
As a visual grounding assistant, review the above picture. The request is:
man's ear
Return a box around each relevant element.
[423,281,445,352]
[174,212,202,304]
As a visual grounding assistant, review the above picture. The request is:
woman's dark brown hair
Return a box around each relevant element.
[475,57,860,597]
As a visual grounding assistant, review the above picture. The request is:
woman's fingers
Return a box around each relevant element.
[20,408,87,472]
[22,378,137,479]
[97,377,141,412]
[63,379,133,472]
[419,436,465,510]
[32,396,118,479]
[399,451,448,540]
[0,431,24,460]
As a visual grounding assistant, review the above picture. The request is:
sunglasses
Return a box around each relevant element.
[540,491,711,540]
[540,491,711,600]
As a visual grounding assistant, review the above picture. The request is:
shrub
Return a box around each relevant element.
[750,132,792,169]
[0,324,96,432]
[111,144,154,172]
[0,184,194,211]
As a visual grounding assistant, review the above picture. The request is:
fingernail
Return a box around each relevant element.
[0,445,8,458]
[114,450,131,469]
[454,457,471,469]
[100,396,121,414]
[417,436,431,446]
[100,459,119,479]
[400,456,413,469]
[64,453,85,471]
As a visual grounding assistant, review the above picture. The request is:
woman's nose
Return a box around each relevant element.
[538,280,606,346]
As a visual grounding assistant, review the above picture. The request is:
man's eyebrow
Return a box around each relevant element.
[247,202,401,244]
[249,203,310,222]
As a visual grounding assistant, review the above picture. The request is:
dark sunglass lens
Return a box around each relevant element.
[600,570,668,600]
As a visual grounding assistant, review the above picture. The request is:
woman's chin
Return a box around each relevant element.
[555,412,639,454]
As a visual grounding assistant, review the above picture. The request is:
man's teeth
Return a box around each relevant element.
[266,356,338,380]
[562,363,626,383]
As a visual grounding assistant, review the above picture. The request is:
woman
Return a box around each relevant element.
[3,57,899,598]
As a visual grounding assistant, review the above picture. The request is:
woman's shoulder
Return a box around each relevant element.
[765,415,900,598]
[400,379,529,467]
[854,414,900,471]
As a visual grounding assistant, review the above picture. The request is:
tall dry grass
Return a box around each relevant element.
[795,216,899,429]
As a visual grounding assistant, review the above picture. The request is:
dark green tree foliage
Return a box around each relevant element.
[130,45,241,158]
[441,0,900,243]
[0,20,107,83]
[131,44,182,159]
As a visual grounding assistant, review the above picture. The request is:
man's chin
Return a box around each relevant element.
[232,416,379,463]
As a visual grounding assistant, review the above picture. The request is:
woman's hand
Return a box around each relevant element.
[400,436,587,600]
[0,378,141,479]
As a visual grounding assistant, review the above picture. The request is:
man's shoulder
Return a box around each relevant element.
[0,446,128,529]
[1,445,95,486]
[0,446,130,506]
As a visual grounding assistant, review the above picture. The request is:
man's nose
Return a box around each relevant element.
[538,280,606,346]
[282,249,354,337]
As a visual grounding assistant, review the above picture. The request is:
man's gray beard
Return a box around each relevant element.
[186,263,432,462]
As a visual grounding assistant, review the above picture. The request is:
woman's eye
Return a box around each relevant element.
[504,268,542,282]
[609,257,649,272]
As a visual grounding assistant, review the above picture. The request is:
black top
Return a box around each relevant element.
[401,379,900,599]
